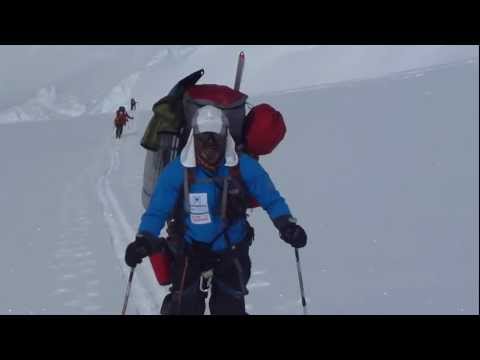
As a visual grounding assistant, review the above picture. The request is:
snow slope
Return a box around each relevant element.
[0,46,477,314]
[1,45,476,123]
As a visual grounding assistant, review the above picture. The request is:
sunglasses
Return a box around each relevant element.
[194,132,226,145]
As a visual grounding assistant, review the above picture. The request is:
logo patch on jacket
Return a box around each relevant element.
[189,193,211,224]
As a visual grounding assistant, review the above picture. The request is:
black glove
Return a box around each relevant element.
[281,223,307,248]
[273,216,307,248]
[125,233,157,268]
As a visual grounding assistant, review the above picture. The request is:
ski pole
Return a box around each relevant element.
[294,248,308,315]
[121,267,135,315]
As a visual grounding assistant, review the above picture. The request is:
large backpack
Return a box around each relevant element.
[141,70,286,210]
[141,68,286,286]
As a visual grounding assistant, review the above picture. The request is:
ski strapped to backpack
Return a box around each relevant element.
[141,69,205,209]
[140,52,287,285]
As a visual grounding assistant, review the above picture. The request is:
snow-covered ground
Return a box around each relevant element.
[0,46,477,314]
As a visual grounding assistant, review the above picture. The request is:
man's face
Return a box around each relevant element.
[194,132,226,166]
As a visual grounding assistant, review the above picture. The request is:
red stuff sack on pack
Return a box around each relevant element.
[244,104,286,156]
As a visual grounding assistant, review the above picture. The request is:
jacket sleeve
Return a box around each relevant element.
[239,155,292,221]
[138,160,183,237]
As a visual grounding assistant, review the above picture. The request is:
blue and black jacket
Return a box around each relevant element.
[138,153,291,252]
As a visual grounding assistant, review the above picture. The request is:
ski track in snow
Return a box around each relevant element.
[96,136,165,315]
[98,126,263,315]
[48,174,107,314]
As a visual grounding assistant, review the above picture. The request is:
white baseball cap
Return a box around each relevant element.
[180,105,238,168]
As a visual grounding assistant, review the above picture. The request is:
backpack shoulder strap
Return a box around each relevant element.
[228,164,241,179]
[228,161,260,209]
[183,167,196,213]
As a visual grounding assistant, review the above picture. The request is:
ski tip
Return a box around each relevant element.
[239,51,245,58]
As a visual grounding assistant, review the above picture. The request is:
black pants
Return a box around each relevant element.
[160,242,251,315]
[115,125,124,138]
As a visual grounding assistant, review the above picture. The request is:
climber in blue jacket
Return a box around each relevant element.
[125,105,307,315]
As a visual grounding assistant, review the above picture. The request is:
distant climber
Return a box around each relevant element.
[130,98,138,112]
[114,106,133,139]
